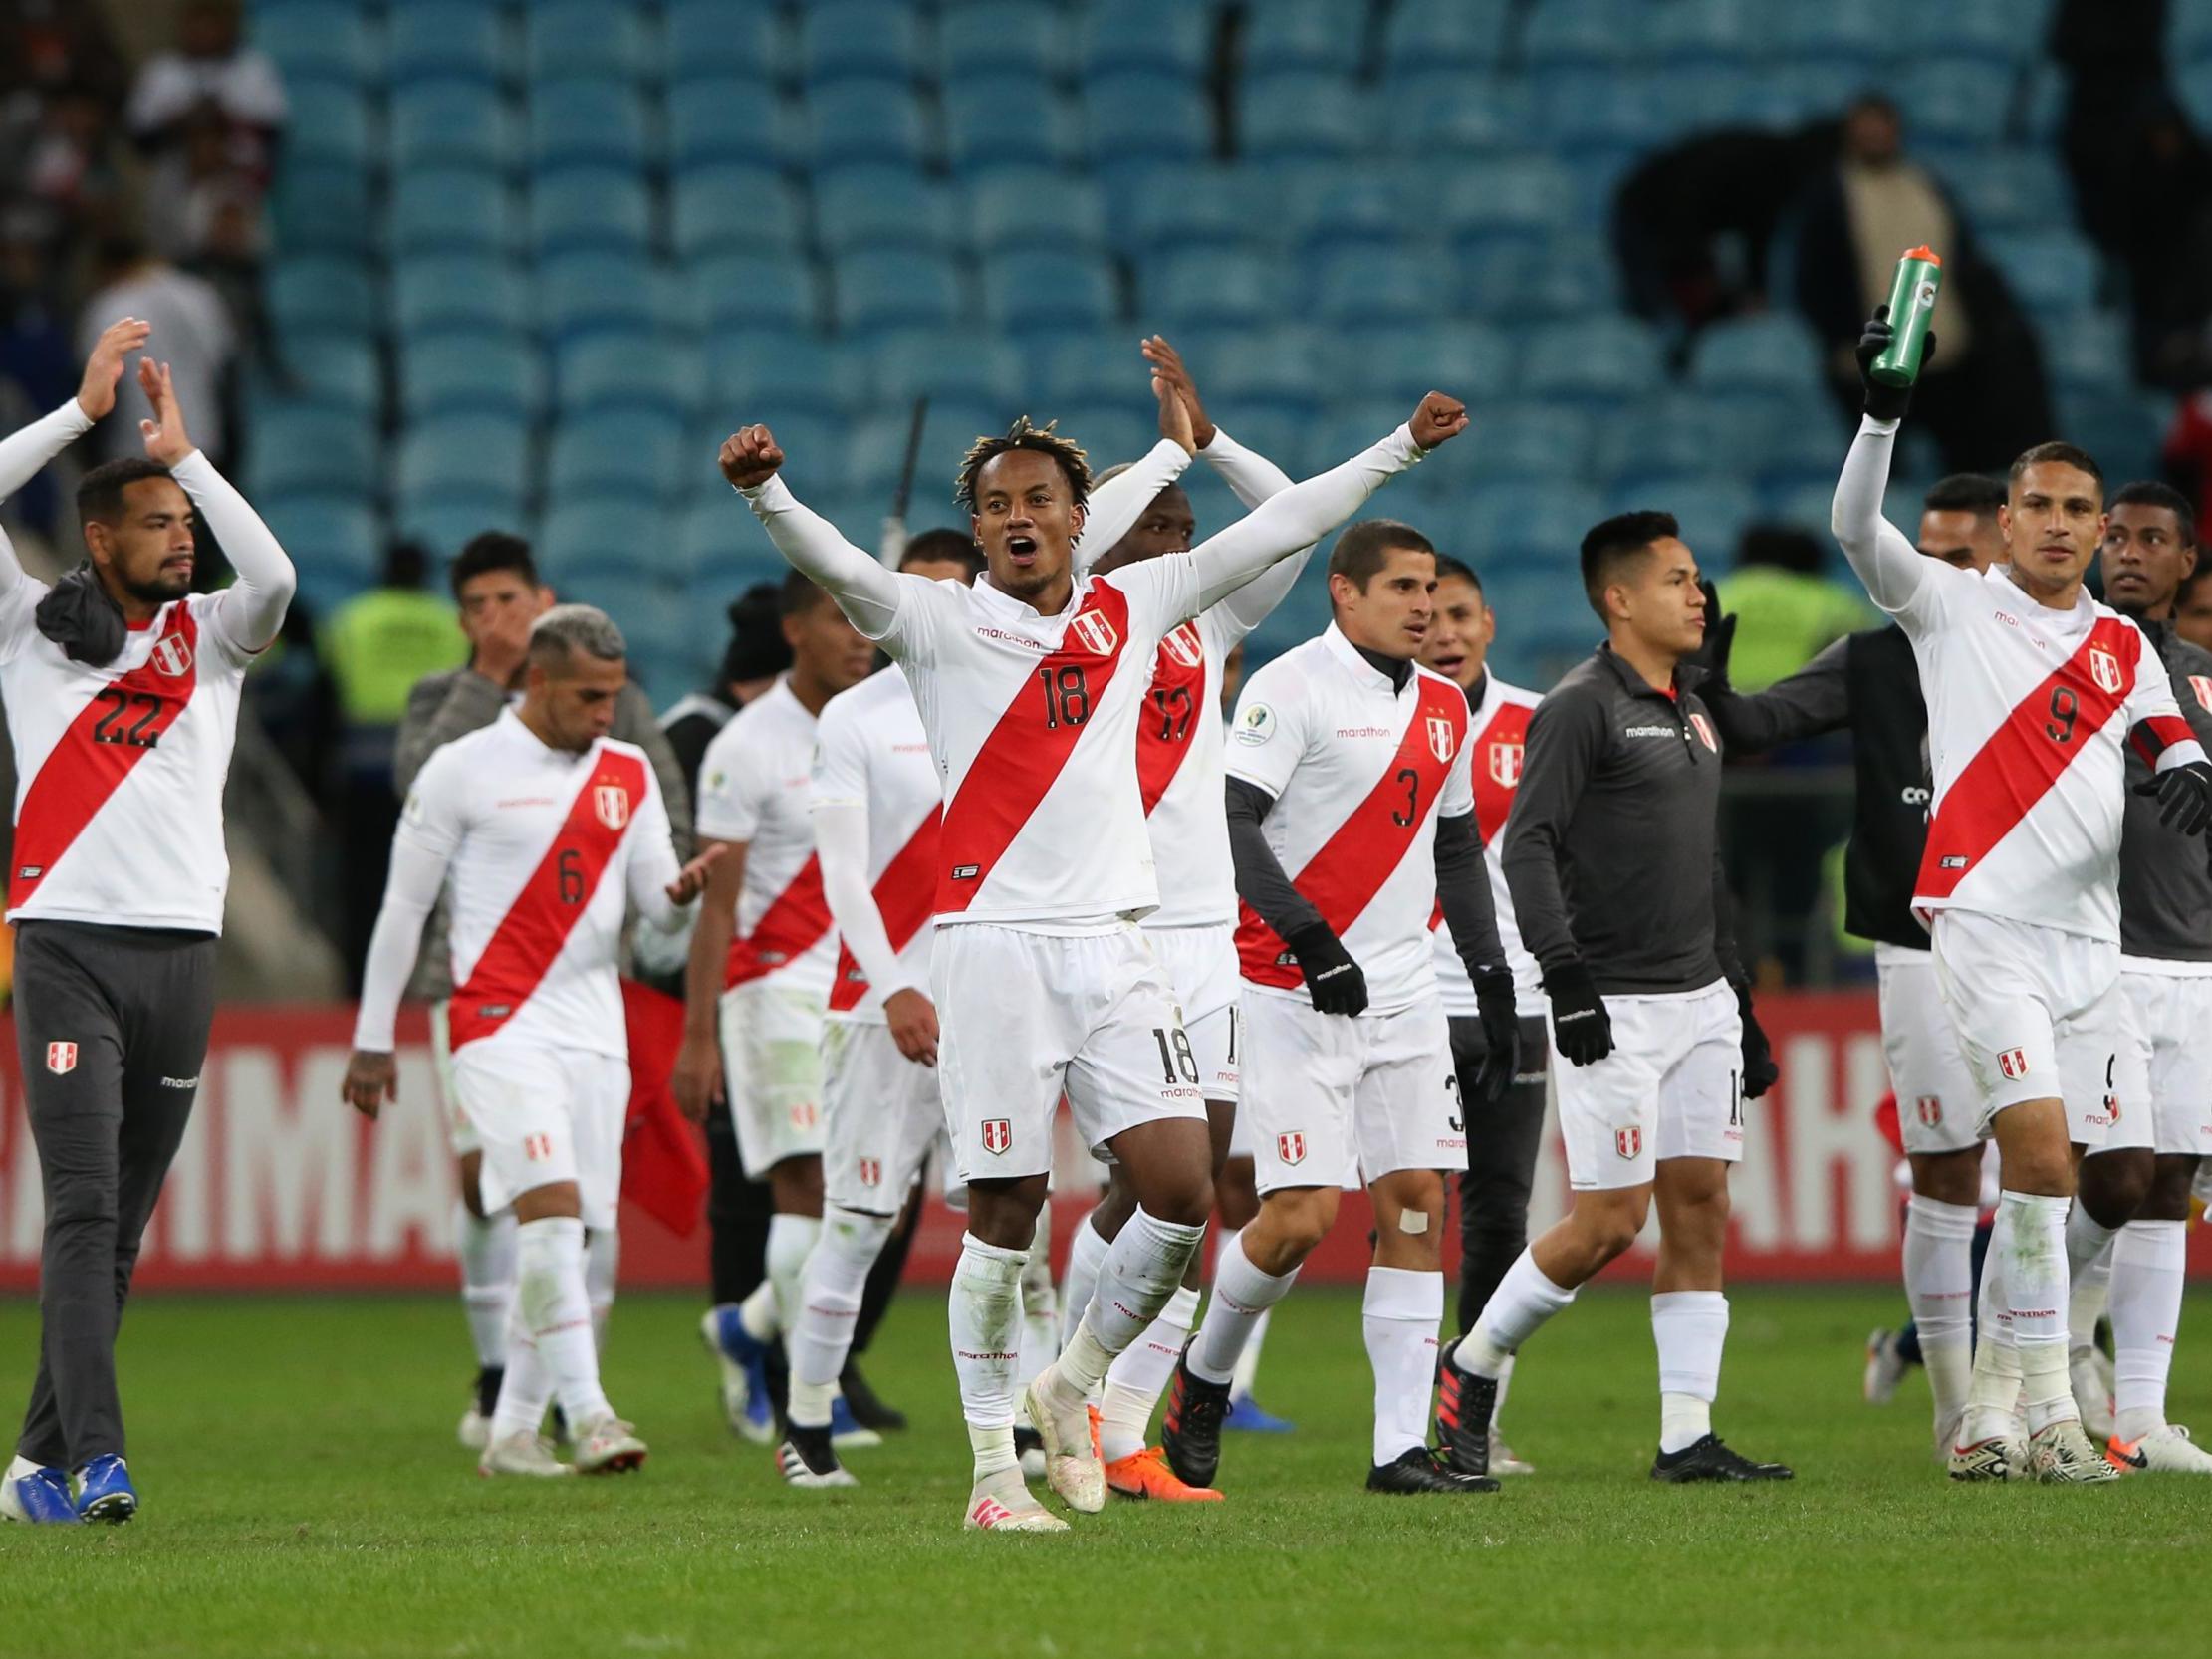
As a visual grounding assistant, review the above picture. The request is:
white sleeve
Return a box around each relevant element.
[1201,426,1295,510]
[738,476,918,648]
[0,398,93,511]
[356,757,467,1049]
[1199,425,1309,644]
[814,799,916,1003]
[1075,438,1192,566]
[694,721,768,844]
[1189,424,1423,614]
[1831,416,1943,629]
[1223,662,1309,798]
[173,451,296,658]
[624,763,691,931]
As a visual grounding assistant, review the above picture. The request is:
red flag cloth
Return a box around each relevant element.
[619,979,709,1236]
[1871,1090,1904,1160]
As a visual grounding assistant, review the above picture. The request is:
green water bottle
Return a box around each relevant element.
[1869,245,1943,387]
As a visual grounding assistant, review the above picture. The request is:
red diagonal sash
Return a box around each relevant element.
[12,604,200,910]
[1917,616,2136,903]
[449,749,646,1048]
[724,852,832,988]
[1469,699,1531,843]
[828,807,941,1011]
[1137,622,1210,816]
[1238,679,1467,989]
[937,582,1135,913]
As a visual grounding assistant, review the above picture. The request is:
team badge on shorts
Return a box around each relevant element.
[150,635,193,677]
[45,1042,76,1075]
[2089,646,2123,695]
[790,1101,819,1131]
[1426,716,1457,762]
[594,783,630,829]
[858,1157,881,1188]
[1487,741,1523,787]
[981,1118,1012,1155]
[1277,1131,1306,1166]
[1915,1095,1941,1128]
[1615,1126,1641,1160]
[1997,1048,2029,1081]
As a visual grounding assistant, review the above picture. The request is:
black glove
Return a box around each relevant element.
[1471,970,1520,1106]
[1854,304,1937,424]
[1543,960,1612,1066]
[1687,577,1737,696]
[2134,759,2212,836]
[1287,922,1367,1016]
[1737,984,1778,1099]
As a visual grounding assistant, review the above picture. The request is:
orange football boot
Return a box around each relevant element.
[1106,1445,1225,1502]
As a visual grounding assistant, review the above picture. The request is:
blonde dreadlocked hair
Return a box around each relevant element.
[954,416,1093,512]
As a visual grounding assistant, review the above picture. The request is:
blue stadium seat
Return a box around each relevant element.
[1519,317,1663,403]
[704,336,845,420]
[1077,1,1211,79]
[251,335,381,421]
[389,167,521,257]
[1524,0,1640,64]
[1933,151,2069,233]
[538,253,669,340]
[814,167,960,256]
[1759,480,1843,540]
[1467,480,1608,563]
[1114,164,1257,255]
[1751,398,1852,493]
[398,334,543,423]
[556,335,705,417]
[1593,391,1764,480]
[388,82,515,173]
[667,81,794,173]
[396,417,532,505]
[1280,171,1417,256]
[526,2,646,84]
[1606,477,1760,564]
[661,0,783,86]
[245,404,380,500]
[1488,230,1621,320]
[683,412,841,503]
[1086,74,1211,169]
[796,1,922,87]
[399,495,530,561]
[540,502,678,590]
[846,401,997,497]
[386,5,507,88]
[1243,0,1373,77]
[982,251,1116,338]
[259,496,382,603]
[1983,232,2103,317]
[938,3,1062,81]
[1893,58,2018,146]
[2040,309,2131,395]
[671,167,804,261]
[1453,403,1594,480]
[1538,68,1668,156]
[1309,247,1454,325]
[1143,248,1283,332]
[528,168,651,256]
[833,250,966,335]
[1327,322,1515,404]
[267,256,379,341]
[1378,0,1510,76]
[872,331,1024,407]
[807,83,931,172]
[687,253,822,335]
[1303,401,1431,480]
[1240,72,1368,164]
[286,86,371,170]
[1435,156,1577,247]
[1770,3,1896,65]
[529,82,651,175]
[270,164,373,256]
[2058,388,2165,483]
[970,170,1107,255]
[1197,329,1326,417]
[1391,72,1525,158]
[547,411,690,504]
[1645,0,1768,64]
[2183,61,2212,136]
[1042,335,1159,418]
[675,500,752,586]
[943,77,1082,174]
[391,254,530,339]
[252,2,375,90]
[1898,0,2055,59]
[1688,316,1825,398]
[1040,408,1154,476]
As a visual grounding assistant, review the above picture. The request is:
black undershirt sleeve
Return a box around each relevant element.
[1433,810,1507,984]
[1226,775,1326,940]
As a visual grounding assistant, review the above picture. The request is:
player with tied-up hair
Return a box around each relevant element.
[720,387,1466,1531]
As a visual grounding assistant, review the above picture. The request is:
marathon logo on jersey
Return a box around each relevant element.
[1689,712,1719,753]
[1487,740,1523,787]
[1069,610,1119,656]
[980,1118,1012,1155]
[1916,1095,1942,1128]
[2191,674,2212,713]
[594,784,630,830]
[858,1157,882,1189]
[45,1042,76,1075]
[2089,646,2124,696]
[1161,622,1203,669]
[1615,1126,1641,1160]
[1998,1048,2030,1081]
[1278,1131,1307,1166]
[1426,716,1456,763]
[149,634,193,678]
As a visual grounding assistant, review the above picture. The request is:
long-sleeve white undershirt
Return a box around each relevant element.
[1830,415,1927,617]
[172,449,296,654]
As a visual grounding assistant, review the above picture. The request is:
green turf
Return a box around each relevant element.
[0,1285,2203,1657]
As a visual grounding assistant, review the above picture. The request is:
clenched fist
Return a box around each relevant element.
[1409,392,1470,452]
[719,424,785,490]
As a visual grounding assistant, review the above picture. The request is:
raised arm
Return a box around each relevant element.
[1077,440,1192,563]
[723,425,909,640]
[0,318,152,596]
[1833,310,1938,618]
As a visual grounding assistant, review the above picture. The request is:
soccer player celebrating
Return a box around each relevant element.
[1829,309,2212,1484]
[1433,512,1790,1486]
[676,574,877,1444]
[720,388,1465,1531]
[774,535,981,1488]
[0,330,296,1526]
[348,606,719,1478]
[1162,520,1517,1497]
[2067,481,2212,1473]
[1415,555,1547,1476]
[1695,474,2005,1459]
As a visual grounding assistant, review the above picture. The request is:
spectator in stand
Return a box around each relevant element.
[1792,94,2055,473]
[77,232,235,464]
[0,210,77,538]
[145,102,265,270]
[16,82,124,256]
[125,0,285,182]
[1718,525,1875,692]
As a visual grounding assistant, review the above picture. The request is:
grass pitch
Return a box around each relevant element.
[0,1285,2204,1658]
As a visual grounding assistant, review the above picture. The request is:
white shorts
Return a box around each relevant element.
[933,921,1207,1183]
[449,1037,629,1230]
[1145,921,1240,1105]
[1554,979,1743,1191]
[1875,949,1980,1156]
[1242,989,1456,1195]
[717,978,827,1180]
[1928,909,2123,1145]
[428,998,476,1158]
[2101,967,2212,1158]
[821,1016,945,1214]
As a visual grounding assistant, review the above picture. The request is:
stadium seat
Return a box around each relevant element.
[832,250,967,336]
[528,82,652,175]
[1309,247,1454,325]
[269,163,374,256]
[1893,58,2019,147]
[1198,329,1326,417]
[540,501,677,588]
[1688,316,1826,398]
[796,1,922,87]
[388,81,516,174]
[667,80,795,173]
[806,83,931,173]
[1898,0,2055,59]
[1452,402,1594,480]
[250,336,381,422]
[386,5,507,88]
[2040,309,2132,395]
[1942,151,2071,233]
[1240,73,1368,163]
[937,2,1062,81]
[1436,156,1577,247]
[814,167,960,257]
[1606,477,1760,564]
[389,167,522,258]
[1242,0,1373,77]
[285,86,371,171]
[1326,322,1515,405]
[1115,164,1257,256]
[259,496,382,602]
[525,2,647,85]
[683,410,841,504]
[1390,72,1525,159]
[1769,3,1896,66]
[1593,390,1765,480]
[1645,0,1768,64]
[1523,0,1640,65]
[1279,170,1418,256]
[671,167,803,261]
[538,253,669,340]
[397,334,544,423]
[547,411,690,504]
[1086,74,1212,169]
[1038,407,1154,476]
[1142,248,1283,333]
[396,416,533,505]
[1042,334,1159,418]
[970,170,1107,256]
[245,404,380,500]
[1752,399,1853,493]
[1466,480,1608,563]
[846,401,998,497]
[1518,317,1663,404]
[1983,232,2104,317]
[527,168,651,257]
[267,256,379,340]
[686,253,823,336]
[871,331,1024,407]
[556,335,705,418]
[251,2,375,90]
[2183,61,2212,136]
[1492,230,1622,320]
[399,494,530,560]
[982,251,1118,338]
[1379,0,1510,76]
[703,335,845,420]
[1538,68,1669,157]
[1077,1,1212,79]
[661,0,783,85]
[1303,401,1433,480]
[943,77,1083,174]
[391,254,530,339]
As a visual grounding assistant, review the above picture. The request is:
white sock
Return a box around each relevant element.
[2064,1196,2118,1354]
[1962,1245,2022,1444]
[1216,1227,1274,1402]
[738,1279,779,1344]
[1993,1192,2075,1434]
[1363,1268,1443,1466]
[456,1202,516,1371]
[2110,1218,2185,1441]
[1020,1201,1060,1390]
[1651,1291,1729,1455]
[586,1227,617,1354]
[1903,1194,1978,1434]
[789,1206,892,1429]
[512,1216,610,1428]
[766,1212,822,1342]
[1494,1351,1516,1433]
[1191,1231,1300,1385]
[1058,1211,1111,1352]
[487,1294,555,1442]
[1053,1208,1205,1400]
[949,1233,1028,1479]
[1452,1249,1576,1378]
[1099,1285,1200,1463]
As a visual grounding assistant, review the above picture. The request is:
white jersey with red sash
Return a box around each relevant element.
[395,710,667,1059]
[1229,623,1474,1014]
[810,664,942,1019]
[1431,672,1542,1013]
[1,590,256,933]
[695,674,835,997]
[1136,608,1243,928]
